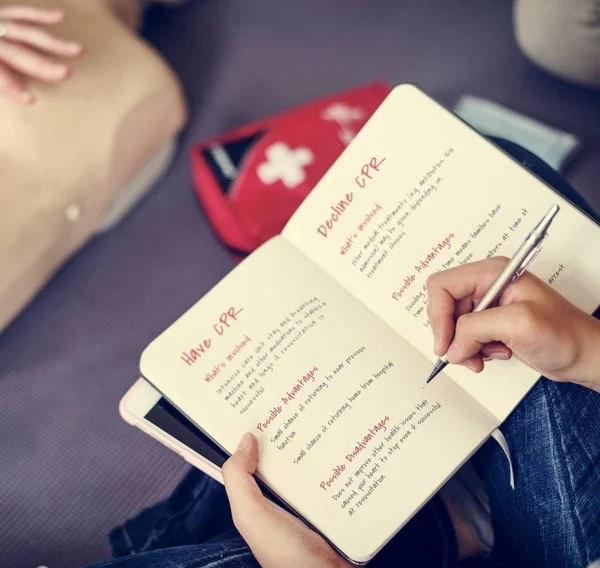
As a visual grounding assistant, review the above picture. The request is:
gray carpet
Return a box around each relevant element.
[1,2,599,568]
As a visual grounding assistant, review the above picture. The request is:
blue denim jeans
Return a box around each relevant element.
[94,140,600,568]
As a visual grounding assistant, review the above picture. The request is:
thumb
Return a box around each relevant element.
[227,432,259,474]
[446,304,525,364]
[223,434,304,566]
[222,434,275,537]
[222,433,262,520]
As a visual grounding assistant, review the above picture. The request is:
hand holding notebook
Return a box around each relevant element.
[223,432,354,568]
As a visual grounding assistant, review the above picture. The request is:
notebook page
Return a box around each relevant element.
[140,236,498,562]
[283,85,600,422]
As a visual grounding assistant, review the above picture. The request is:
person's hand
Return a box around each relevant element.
[426,257,600,391]
[0,5,82,104]
[222,433,352,568]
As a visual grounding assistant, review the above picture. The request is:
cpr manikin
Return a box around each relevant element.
[0,0,187,331]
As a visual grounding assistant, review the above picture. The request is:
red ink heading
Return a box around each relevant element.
[320,463,346,491]
[316,156,386,238]
[281,366,319,405]
[180,306,244,368]
[392,274,416,301]
[256,405,284,432]
[414,233,455,274]
[253,367,320,433]
[355,156,386,189]
[345,416,390,462]
[316,194,354,238]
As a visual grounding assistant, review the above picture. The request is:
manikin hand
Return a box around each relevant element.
[0,5,82,104]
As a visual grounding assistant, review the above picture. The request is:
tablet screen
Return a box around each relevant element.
[145,397,228,468]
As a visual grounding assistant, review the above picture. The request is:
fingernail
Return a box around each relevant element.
[464,360,479,372]
[50,65,69,80]
[237,433,251,453]
[69,43,82,55]
[488,351,510,361]
[20,90,34,104]
[433,333,440,355]
[446,341,459,362]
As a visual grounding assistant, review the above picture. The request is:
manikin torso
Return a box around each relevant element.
[0,0,186,330]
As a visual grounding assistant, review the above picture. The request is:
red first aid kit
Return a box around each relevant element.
[190,82,391,256]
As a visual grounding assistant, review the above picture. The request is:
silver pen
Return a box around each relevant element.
[425,204,560,385]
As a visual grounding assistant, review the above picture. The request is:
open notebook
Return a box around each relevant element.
[139,85,600,564]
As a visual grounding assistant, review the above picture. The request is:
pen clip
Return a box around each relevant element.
[512,240,545,283]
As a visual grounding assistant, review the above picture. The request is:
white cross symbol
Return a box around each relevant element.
[321,103,364,125]
[257,142,314,189]
[338,128,356,145]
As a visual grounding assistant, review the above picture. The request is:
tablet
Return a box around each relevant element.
[120,378,228,482]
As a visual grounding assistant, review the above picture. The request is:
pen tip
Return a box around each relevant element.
[425,359,447,385]
[424,370,437,385]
